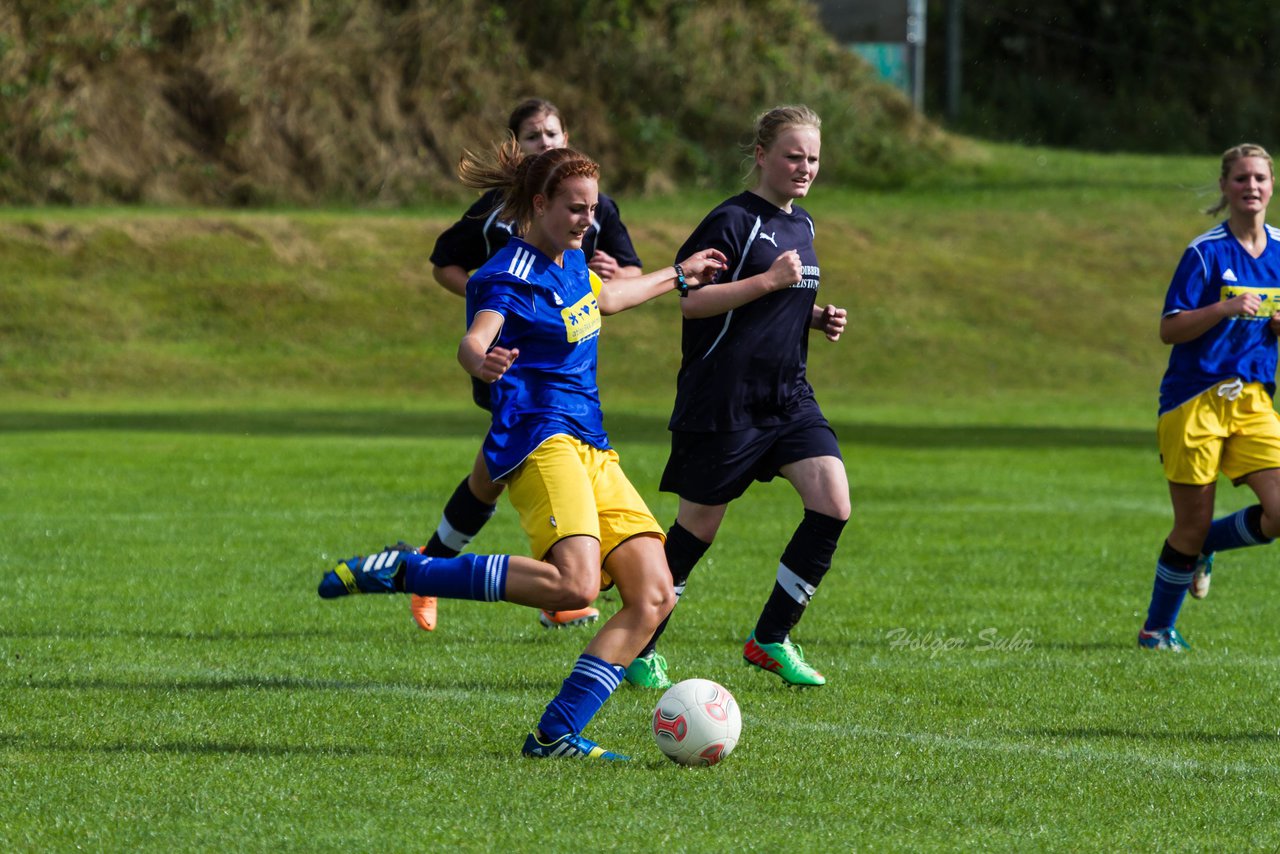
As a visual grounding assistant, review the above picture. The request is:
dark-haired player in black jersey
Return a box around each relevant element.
[412,98,643,633]
[625,105,850,689]
[430,98,642,296]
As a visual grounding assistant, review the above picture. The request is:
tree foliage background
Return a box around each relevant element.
[0,0,945,206]
[930,0,1280,153]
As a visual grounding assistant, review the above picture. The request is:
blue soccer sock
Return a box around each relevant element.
[424,478,498,558]
[1143,541,1196,631]
[537,654,625,740]
[1202,504,1272,554]
[399,552,508,602]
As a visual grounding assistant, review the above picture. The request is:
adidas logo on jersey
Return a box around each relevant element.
[553,291,564,305]
[507,246,536,281]
[1223,268,1238,282]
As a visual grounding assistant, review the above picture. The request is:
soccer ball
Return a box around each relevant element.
[651,678,742,766]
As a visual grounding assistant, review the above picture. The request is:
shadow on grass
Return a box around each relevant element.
[0,627,340,642]
[1019,727,1280,744]
[6,671,559,693]
[0,733,383,756]
[0,625,623,650]
[0,409,1153,449]
[5,675,417,692]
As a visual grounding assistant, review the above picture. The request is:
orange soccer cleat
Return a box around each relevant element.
[409,594,438,632]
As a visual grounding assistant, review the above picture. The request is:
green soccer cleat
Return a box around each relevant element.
[1189,553,1214,600]
[743,632,826,686]
[624,650,672,690]
[1137,626,1191,652]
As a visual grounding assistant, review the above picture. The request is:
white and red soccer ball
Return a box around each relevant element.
[651,678,742,766]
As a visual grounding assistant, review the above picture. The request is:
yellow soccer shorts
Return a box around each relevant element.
[1158,379,1280,485]
[504,434,664,572]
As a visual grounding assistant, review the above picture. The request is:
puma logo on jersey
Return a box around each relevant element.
[757,231,778,247]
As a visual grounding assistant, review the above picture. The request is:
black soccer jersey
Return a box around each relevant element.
[670,191,821,432]
[430,188,642,272]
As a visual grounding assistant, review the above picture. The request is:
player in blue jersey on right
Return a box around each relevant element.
[624,105,850,689]
[412,98,644,634]
[1140,143,1280,651]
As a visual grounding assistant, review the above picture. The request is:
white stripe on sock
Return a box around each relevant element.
[1155,563,1194,585]
[777,561,816,605]
[436,517,473,553]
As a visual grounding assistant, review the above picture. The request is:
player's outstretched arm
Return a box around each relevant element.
[810,304,847,342]
[458,311,518,382]
[680,249,803,319]
[595,249,726,316]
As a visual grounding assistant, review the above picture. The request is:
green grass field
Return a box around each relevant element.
[4,144,1280,851]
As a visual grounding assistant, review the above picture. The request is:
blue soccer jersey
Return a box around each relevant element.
[431,188,642,272]
[1159,222,1280,413]
[467,239,609,479]
[669,191,821,431]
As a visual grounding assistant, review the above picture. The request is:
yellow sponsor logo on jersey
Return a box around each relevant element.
[562,292,601,342]
[1222,285,1280,319]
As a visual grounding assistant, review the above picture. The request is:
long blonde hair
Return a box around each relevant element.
[1204,143,1274,216]
[457,140,599,236]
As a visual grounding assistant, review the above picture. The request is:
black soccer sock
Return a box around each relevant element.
[753,509,847,644]
[637,522,712,657]
[423,477,497,558]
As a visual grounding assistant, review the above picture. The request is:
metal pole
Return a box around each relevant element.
[907,0,927,112]
[946,0,962,122]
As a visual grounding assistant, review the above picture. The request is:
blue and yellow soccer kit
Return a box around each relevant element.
[1158,222,1280,484]
[432,189,643,413]
[467,239,661,561]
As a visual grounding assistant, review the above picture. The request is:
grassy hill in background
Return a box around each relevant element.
[0,0,942,205]
[0,143,1218,425]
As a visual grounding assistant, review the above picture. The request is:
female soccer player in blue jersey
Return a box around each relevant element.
[624,105,850,689]
[1140,144,1280,651]
[412,99,644,633]
[318,142,725,759]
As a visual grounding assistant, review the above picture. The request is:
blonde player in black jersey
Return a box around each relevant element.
[625,105,850,689]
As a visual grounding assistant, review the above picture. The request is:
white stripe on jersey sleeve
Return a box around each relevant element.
[702,216,764,360]
[1187,224,1228,283]
[482,205,505,257]
[729,216,763,282]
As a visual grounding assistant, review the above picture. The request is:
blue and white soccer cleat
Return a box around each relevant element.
[521,731,630,761]
[1137,626,1191,652]
[318,546,418,599]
